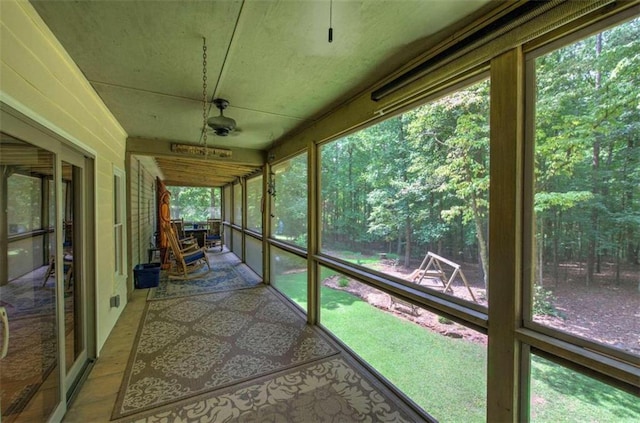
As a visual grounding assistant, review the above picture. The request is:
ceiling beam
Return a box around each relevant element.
[155,156,258,169]
[155,160,257,174]
[127,137,266,166]
[163,178,233,187]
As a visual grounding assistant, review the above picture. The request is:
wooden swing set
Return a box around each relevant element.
[390,251,477,315]
[409,251,477,302]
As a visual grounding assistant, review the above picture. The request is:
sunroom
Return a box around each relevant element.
[0,1,638,422]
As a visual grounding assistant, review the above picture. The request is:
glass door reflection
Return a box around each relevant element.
[0,134,60,422]
[60,156,87,393]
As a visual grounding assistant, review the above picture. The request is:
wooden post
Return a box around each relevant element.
[307,144,319,325]
[458,270,478,302]
[0,166,9,286]
[487,47,524,422]
[262,165,271,285]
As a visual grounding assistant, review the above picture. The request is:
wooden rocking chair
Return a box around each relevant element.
[171,218,197,248]
[162,222,211,280]
[204,219,223,251]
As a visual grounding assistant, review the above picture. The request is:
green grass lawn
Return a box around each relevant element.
[321,250,388,270]
[273,271,639,422]
[530,356,640,422]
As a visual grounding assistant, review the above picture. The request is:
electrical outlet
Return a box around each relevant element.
[110,295,120,308]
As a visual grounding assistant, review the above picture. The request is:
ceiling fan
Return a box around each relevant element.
[207,98,239,136]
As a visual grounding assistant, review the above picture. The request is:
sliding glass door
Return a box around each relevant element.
[0,134,60,422]
[60,151,88,396]
[0,129,93,422]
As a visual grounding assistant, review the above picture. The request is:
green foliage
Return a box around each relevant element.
[294,233,308,247]
[532,285,561,318]
[273,273,639,422]
[169,186,220,222]
[7,174,44,233]
[305,18,640,284]
[533,18,640,278]
[338,276,349,288]
[534,191,593,213]
[273,154,308,248]
[320,81,491,271]
[437,316,453,325]
[246,176,263,232]
[271,251,306,274]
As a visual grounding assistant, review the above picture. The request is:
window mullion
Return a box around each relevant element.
[487,46,525,423]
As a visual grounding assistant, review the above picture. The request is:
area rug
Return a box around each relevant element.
[112,286,339,419]
[0,314,57,419]
[147,252,262,300]
[0,267,56,319]
[117,354,424,423]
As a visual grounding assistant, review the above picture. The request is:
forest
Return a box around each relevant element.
[171,19,638,354]
[271,18,639,356]
[274,18,639,296]
[168,186,221,222]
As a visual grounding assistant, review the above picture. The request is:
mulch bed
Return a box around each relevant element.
[323,261,639,355]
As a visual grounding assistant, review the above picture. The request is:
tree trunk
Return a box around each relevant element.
[473,211,489,290]
[616,232,622,285]
[553,211,559,286]
[587,32,603,286]
[463,162,489,290]
[347,145,354,249]
[459,214,465,262]
[466,184,489,289]
[538,216,544,287]
[405,215,412,268]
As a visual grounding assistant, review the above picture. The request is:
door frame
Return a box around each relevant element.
[58,147,97,400]
[1,103,98,420]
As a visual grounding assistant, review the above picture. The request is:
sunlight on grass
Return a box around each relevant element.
[327,310,486,421]
[270,271,638,422]
[270,247,308,312]
[273,270,486,421]
[531,355,640,422]
[320,283,486,422]
[323,250,387,270]
[273,273,307,311]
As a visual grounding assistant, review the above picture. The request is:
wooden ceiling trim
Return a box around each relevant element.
[162,171,239,181]
[153,155,261,188]
[156,163,259,176]
[127,137,266,166]
[156,167,255,176]
[155,156,260,170]
[163,177,234,187]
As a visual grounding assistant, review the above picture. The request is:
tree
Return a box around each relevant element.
[273,154,308,247]
[533,17,640,286]
[407,80,491,288]
[365,116,422,266]
[169,186,220,222]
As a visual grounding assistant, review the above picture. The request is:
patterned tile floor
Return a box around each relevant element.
[112,286,340,419]
[63,255,427,423]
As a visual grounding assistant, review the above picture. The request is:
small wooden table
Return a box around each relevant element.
[184,228,208,248]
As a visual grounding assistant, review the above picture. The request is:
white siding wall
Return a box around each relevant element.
[0,0,128,351]
[130,159,157,268]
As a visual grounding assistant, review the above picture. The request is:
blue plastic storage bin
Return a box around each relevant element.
[134,263,161,288]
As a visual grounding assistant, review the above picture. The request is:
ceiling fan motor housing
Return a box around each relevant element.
[207,98,236,136]
[213,126,230,136]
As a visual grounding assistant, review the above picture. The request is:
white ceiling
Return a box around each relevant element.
[29,0,497,182]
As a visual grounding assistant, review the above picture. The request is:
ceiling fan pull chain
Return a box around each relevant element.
[328,0,333,43]
[202,37,208,154]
